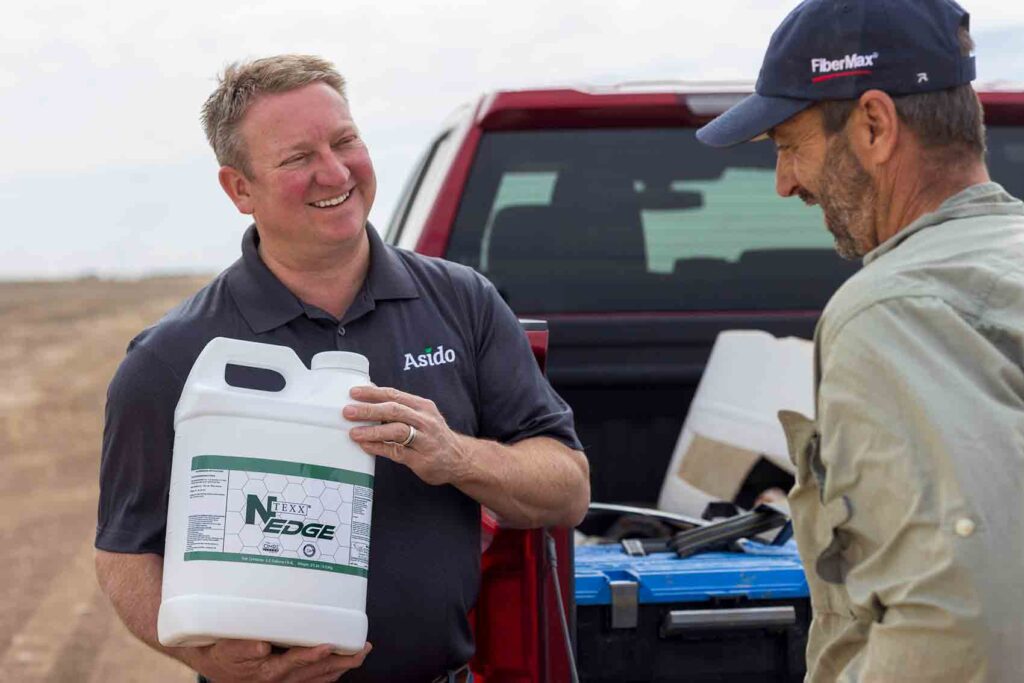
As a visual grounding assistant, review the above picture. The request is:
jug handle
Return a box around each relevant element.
[187,337,305,398]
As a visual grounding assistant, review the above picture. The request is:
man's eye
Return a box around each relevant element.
[283,153,307,165]
[333,137,356,148]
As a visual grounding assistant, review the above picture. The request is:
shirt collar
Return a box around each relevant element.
[363,220,420,302]
[863,182,1024,266]
[227,223,418,334]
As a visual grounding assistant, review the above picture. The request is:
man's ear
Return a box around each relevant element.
[218,166,255,215]
[850,89,900,167]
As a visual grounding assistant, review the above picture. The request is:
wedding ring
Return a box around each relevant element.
[400,424,417,448]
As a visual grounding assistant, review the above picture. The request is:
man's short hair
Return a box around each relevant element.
[201,55,347,177]
[818,27,985,164]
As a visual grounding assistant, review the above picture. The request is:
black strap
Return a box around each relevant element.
[668,505,789,559]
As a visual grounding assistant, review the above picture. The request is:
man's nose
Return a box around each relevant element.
[775,154,799,198]
[315,148,351,187]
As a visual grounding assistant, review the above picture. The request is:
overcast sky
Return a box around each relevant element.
[3,0,1023,279]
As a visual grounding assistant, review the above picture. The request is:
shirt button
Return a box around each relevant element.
[954,518,976,537]
[337,327,346,336]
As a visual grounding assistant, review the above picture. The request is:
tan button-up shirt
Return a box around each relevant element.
[779,183,1024,682]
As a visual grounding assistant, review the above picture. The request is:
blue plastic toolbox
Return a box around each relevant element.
[574,540,810,682]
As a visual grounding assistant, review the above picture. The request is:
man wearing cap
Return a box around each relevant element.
[698,1,1024,680]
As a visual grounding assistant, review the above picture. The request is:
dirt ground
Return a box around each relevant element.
[0,276,211,682]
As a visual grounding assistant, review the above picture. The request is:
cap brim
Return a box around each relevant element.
[696,93,814,148]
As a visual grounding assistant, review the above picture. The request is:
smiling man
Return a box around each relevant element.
[94,55,589,683]
[698,1,1024,681]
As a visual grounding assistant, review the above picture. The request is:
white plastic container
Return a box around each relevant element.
[657,330,814,517]
[158,337,374,654]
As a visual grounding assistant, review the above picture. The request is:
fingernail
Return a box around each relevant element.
[343,406,358,418]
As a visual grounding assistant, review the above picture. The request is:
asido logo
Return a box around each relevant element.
[403,345,457,371]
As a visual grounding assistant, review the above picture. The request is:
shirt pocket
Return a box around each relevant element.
[778,409,822,491]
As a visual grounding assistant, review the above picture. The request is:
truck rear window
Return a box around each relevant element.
[446,126,1024,313]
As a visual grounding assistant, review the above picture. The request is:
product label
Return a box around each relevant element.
[183,455,373,577]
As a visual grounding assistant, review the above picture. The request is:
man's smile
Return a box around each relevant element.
[309,190,351,208]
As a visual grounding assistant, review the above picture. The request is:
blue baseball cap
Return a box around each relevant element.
[697,0,977,147]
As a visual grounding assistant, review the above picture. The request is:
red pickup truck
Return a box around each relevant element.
[385,81,1024,682]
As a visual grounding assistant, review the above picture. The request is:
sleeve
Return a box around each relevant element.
[469,275,582,451]
[95,342,184,555]
[816,296,996,681]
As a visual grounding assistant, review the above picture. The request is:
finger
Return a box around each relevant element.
[287,644,372,683]
[348,421,417,445]
[215,638,272,662]
[343,399,424,429]
[354,439,411,464]
[349,385,434,411]
[324,643,372,672]
[263,644,334,680]
[306,674,347,683]
[303,671,357,683]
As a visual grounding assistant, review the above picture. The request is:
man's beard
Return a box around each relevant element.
[813,132,878,260]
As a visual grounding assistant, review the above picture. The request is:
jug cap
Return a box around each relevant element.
[311,351,370,376]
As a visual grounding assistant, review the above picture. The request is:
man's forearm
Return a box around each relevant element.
[343,386,590,528]
[95,550,372,682]
[451,435,589,528]
[94,550,205,671]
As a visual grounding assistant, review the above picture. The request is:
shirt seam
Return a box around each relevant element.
[822,293,975,350]
[825,252,1024,347]
[445,267,487,421]
[130,340,187,386]
[973,261,1024,329]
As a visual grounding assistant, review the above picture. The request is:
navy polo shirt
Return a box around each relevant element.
[97,224,581,683]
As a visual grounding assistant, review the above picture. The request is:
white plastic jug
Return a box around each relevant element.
[657,330,814,517]
[158,337,374,653]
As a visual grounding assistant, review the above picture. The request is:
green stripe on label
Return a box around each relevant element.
[190,455,373,487]
[184,551,368,578]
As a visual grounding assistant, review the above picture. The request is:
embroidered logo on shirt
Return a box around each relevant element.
[403,345,457,371]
